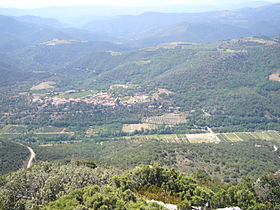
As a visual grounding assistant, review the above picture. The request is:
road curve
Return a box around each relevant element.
[26,145,36,168]
[16,142,36,168]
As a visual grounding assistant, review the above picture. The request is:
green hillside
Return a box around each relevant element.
[0,140,29,174]
[0,36,280,133]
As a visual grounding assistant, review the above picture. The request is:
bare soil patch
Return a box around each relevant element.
[31,81,56,90]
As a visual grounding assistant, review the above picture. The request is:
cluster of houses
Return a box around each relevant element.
[32,92,151,108]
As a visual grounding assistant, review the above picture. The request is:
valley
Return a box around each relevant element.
[1,35,280,179]
[0,2,280,209]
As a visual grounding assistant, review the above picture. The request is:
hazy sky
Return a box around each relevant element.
[1,0,280,9]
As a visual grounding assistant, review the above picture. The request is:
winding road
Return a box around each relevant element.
[16,142,36,168]
[26,145,36,168]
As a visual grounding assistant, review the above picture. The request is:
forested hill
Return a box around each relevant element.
[0,140,29,174]
[48,36,280,131]
[0,15,117,52]
[0,35,280,131]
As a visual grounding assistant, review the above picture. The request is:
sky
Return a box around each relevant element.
[1,0,280,9]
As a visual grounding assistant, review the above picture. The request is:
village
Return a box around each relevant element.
[31,90,152,108]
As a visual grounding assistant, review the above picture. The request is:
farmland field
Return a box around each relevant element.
[142,112,187,125]
[122,123,158,133]
[123,134,189,143]
[221,131,280,142]
[186,133,220,143]
[221,133,243,142]
[121,130,280,144]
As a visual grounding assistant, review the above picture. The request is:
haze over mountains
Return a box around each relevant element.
[0,3,280,49]
[0,2,280,85]
[0,1,278,26]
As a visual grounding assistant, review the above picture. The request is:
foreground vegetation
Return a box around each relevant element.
[0,162,279,209]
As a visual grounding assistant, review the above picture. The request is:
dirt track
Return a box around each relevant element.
[16,142,36,168]
[26,145,35,168]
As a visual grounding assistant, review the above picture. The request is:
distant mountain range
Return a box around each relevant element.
[0,3,280,49]
[13,15,68,28]
[84,3,280,46]
[0,15,117,52]
[0,4,280,51]
[0,1,275,26]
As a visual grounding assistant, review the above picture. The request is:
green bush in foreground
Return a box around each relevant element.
[1,162,279,209]
[44,185,165,210]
